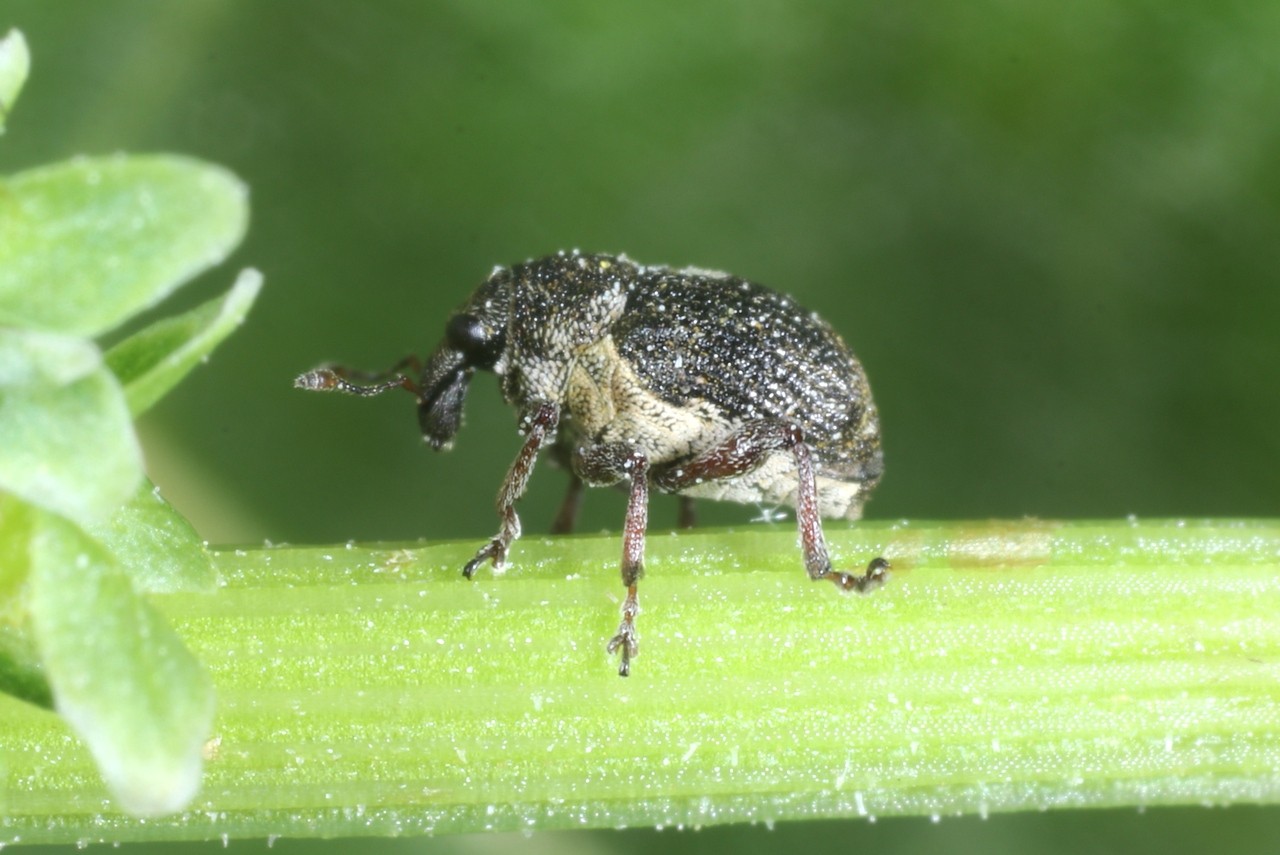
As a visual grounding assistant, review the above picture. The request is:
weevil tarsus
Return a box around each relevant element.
[608,584,641,678]
[837,555,891,593]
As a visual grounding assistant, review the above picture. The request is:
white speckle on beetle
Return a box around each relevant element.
[297,251,887,676]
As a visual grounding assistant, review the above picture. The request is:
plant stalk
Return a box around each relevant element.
[2,518,1278,844]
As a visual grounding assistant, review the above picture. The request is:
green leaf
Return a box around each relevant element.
[28,511,214,816]
[0,495,52,707]
[0,327,101,387]
[0,155,249,336]
[0,492,31,605]
[106,267,263,416]
[0,353,142,527]
[0,29,29,134]
[0,622,52,709]
[0,623,52,709]
[86,482,215,594]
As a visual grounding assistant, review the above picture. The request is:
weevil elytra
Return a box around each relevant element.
[296,250,888,676]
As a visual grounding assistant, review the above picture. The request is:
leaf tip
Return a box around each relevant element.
[55,647,216,817]
[0,28,31,133]
[228,266,264,308]
[98,728,211,817]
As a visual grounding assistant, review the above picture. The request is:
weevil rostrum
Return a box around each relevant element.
[296,250,888,676]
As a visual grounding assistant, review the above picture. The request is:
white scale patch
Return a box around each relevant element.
[565,338,867,520]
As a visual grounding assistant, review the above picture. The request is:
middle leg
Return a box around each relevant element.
[572,441,649,677]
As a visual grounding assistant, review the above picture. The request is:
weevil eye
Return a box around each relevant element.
[445,313,484,350]
[445,313,501,368]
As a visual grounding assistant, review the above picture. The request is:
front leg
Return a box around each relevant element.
[653,420,889,592]
[463,401,560,578]
[573,441,649,677]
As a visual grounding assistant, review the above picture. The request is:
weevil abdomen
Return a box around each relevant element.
[586,262,883,518]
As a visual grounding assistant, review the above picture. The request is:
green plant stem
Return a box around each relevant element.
[2,519,1278,843]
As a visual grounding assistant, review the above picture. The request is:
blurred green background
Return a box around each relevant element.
[2,1,1277,852]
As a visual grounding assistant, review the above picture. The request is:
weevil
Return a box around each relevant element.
[296,250,888,676]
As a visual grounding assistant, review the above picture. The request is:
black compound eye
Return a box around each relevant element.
[446,313,485,351]
[445,313,500,367]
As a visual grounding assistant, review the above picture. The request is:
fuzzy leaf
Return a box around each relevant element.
[106,267,262,416]
[86,482,215,594]
[0,495,51,708]
[0,29,29,134]
[0,327,101,388]
[28,512,214,816]
[0,625,52,710]
[0,492,30,605]
[0,351,141,527]
[0,155,248,336]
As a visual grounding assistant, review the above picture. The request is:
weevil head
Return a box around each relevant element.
[416,274,511,450]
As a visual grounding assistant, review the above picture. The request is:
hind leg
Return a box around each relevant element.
[652,420,888,591]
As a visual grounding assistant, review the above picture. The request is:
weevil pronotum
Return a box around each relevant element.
[296,251,888,676]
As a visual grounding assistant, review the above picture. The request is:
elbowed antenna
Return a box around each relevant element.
[414,344,473,450]
[293,355,424,398]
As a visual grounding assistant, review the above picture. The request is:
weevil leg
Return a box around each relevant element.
[677,496,697,530]
[652,420,888,592]
[789,436,889,592]
[293,355,424,397]
[573,441,649,677]
[463,401,560,578]
[608,451,648,677]
[545,429,587,534]
[608,583,641,678]
[550,434,673,536]
[550,472,585,535]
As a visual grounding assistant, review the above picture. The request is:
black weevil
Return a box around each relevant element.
[296,250,888,676]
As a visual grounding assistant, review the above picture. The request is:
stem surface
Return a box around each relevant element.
[2,519,1278,844]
